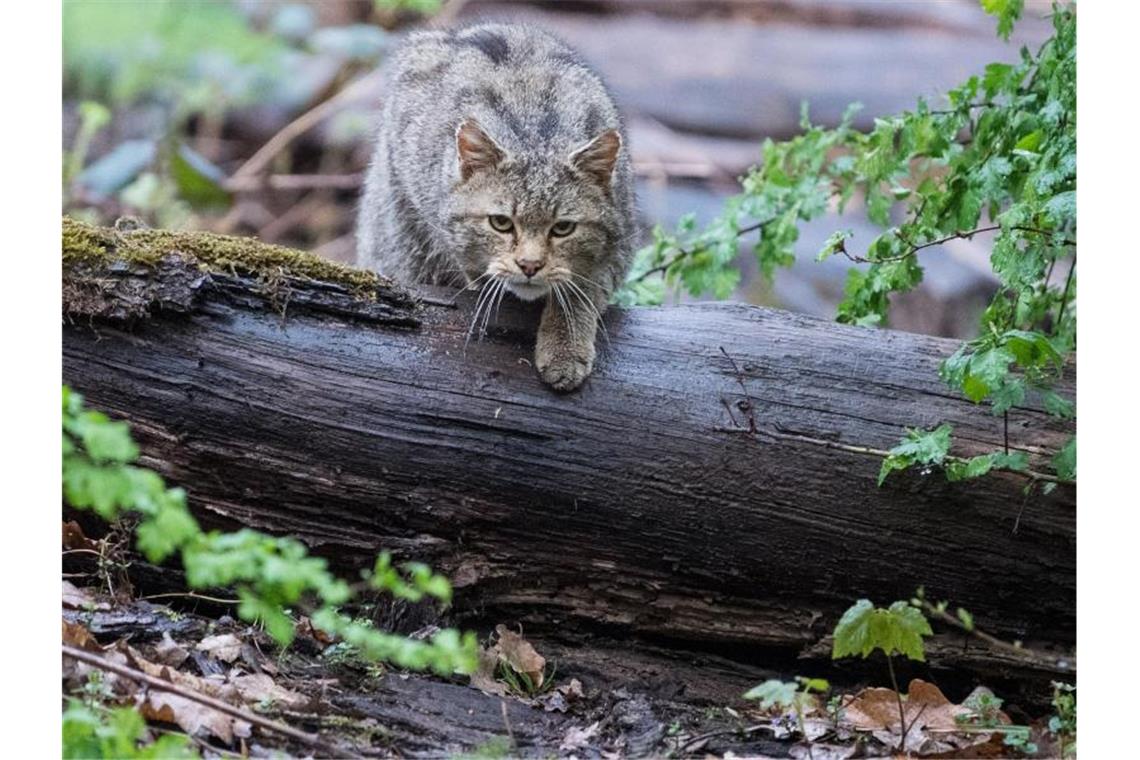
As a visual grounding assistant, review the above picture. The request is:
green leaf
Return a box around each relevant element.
[981,0,1024,40]
[1052,436,1075,481]
[744,680,799,709]
[832,599,932,662]
[170,143,231,210]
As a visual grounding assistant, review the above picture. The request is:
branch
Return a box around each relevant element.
[627,217,775,286]
[62,644,354,758]
[915,600,1075,672]
[835,225,1075,265]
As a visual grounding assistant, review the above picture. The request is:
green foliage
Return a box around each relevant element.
[621,3,1076,484]
[1049,682,1077,756]
[375,0,444,13]
[832,599,932,662]
[744,676,829,711]
[877,424,953,485]
[62,386,478,676]
[63,0,286,109]
[63,701,197,759]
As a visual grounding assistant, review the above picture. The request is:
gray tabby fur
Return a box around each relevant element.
[356,22,637,390]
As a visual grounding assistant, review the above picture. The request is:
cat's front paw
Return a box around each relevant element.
[535,346,594,392]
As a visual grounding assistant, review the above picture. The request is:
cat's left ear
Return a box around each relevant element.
[456,119,506,181]
[569,129,622,187]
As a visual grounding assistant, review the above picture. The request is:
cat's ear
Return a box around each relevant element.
[456,119,505,181]
[569,129,622,187]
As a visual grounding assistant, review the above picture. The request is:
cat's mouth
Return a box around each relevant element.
[505,279,550,302]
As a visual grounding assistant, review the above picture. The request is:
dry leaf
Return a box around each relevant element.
[196,633,244,663]
[153,632,190,668]
[494,624,546,688]
[840,679,1009,756]
[62,520,99,551]
[141,691,251,744]
[560,721,600,751]
[62,619,101,652]
[62,581,110,611]
[469,647,509,697]
[230,673,309,709]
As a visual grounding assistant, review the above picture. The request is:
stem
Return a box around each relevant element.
[1003,411,1010,455]
[917,599,1072,669]
[838,225,1075,265]
[794,700,815,760]
[627,218,775,286]
[1056,255,1076,327]
[885,654,909,753]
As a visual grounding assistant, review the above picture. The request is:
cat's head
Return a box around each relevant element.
[446,118,623,302]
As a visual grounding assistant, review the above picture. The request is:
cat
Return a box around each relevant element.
[356,22,637,391]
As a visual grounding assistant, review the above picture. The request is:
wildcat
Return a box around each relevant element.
[356,23,637,391]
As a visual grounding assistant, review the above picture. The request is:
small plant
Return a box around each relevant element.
[1049,681,1076,757]
[831,599,933,751]
[744,676,829,759]
[62,385,479,676]
[495,659,557,698]
[63,700,197,759]
[956,691,1038,755]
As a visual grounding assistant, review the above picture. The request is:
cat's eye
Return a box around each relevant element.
[488,215,514,233]
[550,220,577,238]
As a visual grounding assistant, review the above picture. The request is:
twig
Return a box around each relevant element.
[915,600,1074,671]
[627,218,775,286]
[231,70,384,181]
[836,225,1075,265]
[677,723,775,754]
[62,644,353,758]
[736,425,1071,487]
[141,591,239,605]
[225,173,362,193]
[500,700,516,749]
[719,346,758,434]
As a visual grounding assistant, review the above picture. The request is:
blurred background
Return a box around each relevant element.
[62,0,1054,338]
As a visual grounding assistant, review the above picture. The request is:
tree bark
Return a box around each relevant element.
[62,221,1075,689]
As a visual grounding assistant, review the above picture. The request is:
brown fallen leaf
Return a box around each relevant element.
[140,691,251,744]
[229,672,309,709]
[494,624,546,689]
[62,618,101,652]
[840,679,1009,756]
[62,520,99,551]
[62,580,110,611]
[153,632,190,668]
[196,633,244,664]
[469,647,509,697]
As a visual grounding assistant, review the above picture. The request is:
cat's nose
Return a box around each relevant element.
[516,259,544,278]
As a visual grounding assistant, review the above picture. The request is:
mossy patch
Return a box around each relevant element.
[62,216,399,299]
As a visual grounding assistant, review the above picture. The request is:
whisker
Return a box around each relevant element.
[564,279,610,347]
[552,284,577,344]
[480,278,505,337]
[465,277,499,349]
[447,271,493,305]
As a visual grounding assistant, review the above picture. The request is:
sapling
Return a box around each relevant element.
[743,676,829,759]
[831,599,933,752]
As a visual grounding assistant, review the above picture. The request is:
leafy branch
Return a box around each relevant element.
[620,2,1076,485]
[62,385,479,676]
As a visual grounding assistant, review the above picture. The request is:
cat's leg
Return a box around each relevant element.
[535,291,602,392]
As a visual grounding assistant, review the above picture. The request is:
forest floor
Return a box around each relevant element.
[62,559,1069,759]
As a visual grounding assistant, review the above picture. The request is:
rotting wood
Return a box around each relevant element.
[61,219,1075,696]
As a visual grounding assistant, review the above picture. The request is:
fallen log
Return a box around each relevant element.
[62,218,1075,690]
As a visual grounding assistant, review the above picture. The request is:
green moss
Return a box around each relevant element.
[62,216,394,297]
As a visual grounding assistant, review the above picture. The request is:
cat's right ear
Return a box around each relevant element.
[456,119,505,181]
